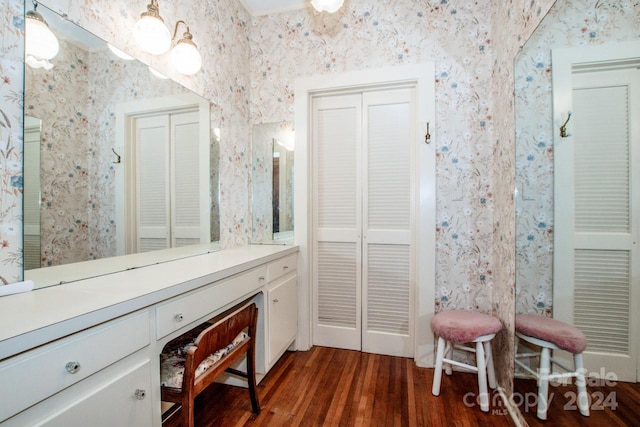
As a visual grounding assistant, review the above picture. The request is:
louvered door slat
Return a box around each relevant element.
[317,242,358,327]
[574,249,630,354]
[367,102,410,230]
[317,107,358,230]
[573,85,630,233]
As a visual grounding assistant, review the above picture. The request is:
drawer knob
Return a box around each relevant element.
[259,276,266,282]
[65,361,81,374]
[134,389,146,400]
[283,265,289,270]
[175,313,184,322]
[273,298,279,303]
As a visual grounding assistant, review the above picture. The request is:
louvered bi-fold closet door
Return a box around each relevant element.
[170,111,202,248]
[313,94,363,351]
[135,115,171,252]
[312,88,415,357]
[554,68,639,381]
[362,89,414,356]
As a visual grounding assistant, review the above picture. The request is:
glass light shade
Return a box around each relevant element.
[108,44,134,60]
[25,55,54,70]
[25,12,59,61]
[170,41,202,75]
[311,0,344,13]
[149,66,168,79]
[134,15,171,55]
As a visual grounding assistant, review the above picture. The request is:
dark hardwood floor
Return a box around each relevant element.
[164,346,514,427]
[514,377,640,427]
[164,346,639,426]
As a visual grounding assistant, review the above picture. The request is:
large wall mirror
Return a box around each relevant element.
[251,122,295,244]
[23,4,220,288]
[515,0,638,422]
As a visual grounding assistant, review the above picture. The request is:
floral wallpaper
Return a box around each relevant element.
[515,0,640,316]
[0,0,24,285]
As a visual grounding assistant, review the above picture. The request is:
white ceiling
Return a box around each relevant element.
[240,0,309,16]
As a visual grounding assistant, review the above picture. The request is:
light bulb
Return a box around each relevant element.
[134,14,171,55]
[171,40,202,75]
[25,10,59,62]
[310,0,344,13]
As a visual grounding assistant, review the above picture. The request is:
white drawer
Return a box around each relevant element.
[0,311,150,423]
[2,358,153,427]
[267,253,297,283]
[156,266,267,339]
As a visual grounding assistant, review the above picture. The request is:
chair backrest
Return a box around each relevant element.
[181,302,258,393]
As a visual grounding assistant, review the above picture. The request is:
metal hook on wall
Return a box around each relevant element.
[560,111,572,138]
[112,148,121,164]
[424,122,431,144]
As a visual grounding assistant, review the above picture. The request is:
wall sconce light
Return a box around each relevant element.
[170,21,202,75]
[25,1,60,70]
[311,0,345,13]
[134,0,171,55]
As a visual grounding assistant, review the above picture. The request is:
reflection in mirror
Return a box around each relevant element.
[23,116,42,270]
[272,137,294,239]
[23,4,220,288]
[252,122,295,244]
[514,0,639,422]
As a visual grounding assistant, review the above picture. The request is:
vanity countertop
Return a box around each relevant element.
[0,244,298,361]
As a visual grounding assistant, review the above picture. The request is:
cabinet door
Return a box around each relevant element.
[268,275,298,367]
[37,360,152,427]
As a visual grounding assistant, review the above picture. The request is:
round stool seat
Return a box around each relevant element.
[516,314,587,354]
[431,310,502,343]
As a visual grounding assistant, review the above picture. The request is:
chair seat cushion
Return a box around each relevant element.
[160,322,248,390]
[516,314,587,354]
[431,310,502,343]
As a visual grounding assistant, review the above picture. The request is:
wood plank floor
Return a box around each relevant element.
[164,346,639,426]
[164,346,514,427]
[514,377,640,427]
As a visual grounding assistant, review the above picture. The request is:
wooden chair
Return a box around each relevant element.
[160,302,260,426]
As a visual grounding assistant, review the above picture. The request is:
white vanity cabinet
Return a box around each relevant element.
[265,253,298,370]
[0,245,298,427]
[0,312,153,426]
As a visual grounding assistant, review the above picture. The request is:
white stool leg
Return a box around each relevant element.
[574,353,590,416]
[484,340,497,389]
[444,340,453,375]
[537,346,551,420]
[476,340,489,412]
[432,336,446,396]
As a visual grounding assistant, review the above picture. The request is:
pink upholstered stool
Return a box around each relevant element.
[515,314,589,420]
[431,310,502,412]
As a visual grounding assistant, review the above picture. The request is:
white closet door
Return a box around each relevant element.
[312,94,363,350]
[554,68,639,381]
[312,88,415,357]
[135,115,170,252]
[170,111,202,247]
[362,89,414,357]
